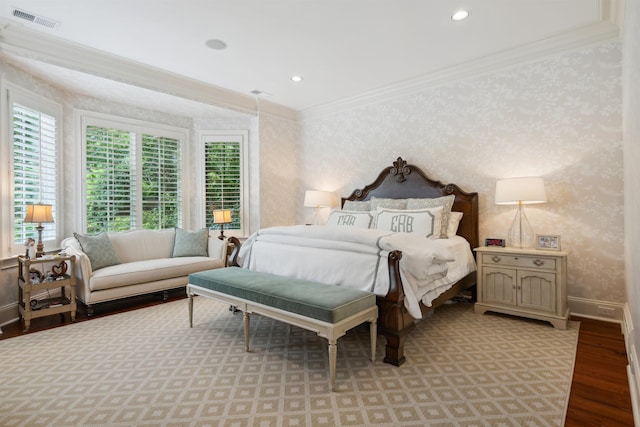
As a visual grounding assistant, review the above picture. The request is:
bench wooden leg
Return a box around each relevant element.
[243,312,250,351]
[188,294,194,328]
[328,339,338,391]
[370,319,377,363]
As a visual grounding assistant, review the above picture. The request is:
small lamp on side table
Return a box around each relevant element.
[495,177,546,248]
[304,190,335,225]
[24,203,54,258]
[213,209,232,240]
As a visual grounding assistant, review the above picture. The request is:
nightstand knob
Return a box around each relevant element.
[491,256,501,263]
[533,259,544,267]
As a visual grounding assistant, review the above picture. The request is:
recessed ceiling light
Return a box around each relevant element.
[205,39,227,50]
[451,10,469,21]
[290,75,303,83]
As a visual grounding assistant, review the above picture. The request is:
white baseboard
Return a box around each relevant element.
[0,302,19,330]
[0,287,58,331]
[568,296,625,322]
[623,303,640,426]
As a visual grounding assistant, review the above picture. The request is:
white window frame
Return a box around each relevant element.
[197,130,249,237]
[75,110,190,233]
[0,81,63,258]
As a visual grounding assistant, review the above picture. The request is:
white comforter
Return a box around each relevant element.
[237,225,476,318]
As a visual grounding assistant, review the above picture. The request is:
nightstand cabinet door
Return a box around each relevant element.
[474,247,569,329]
[482,267,516,306]
[517,270,556,313]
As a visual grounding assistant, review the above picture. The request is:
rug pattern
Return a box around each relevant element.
[0,298,579,427]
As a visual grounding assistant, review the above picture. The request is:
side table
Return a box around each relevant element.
[474,246,569,329]
[17,255,77,332]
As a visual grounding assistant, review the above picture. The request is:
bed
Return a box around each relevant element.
[229,156,479,366]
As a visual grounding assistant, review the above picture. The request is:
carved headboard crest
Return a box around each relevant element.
[390,157,411,182]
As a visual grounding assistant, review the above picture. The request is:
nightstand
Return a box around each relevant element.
[17,255,77,332]
[474,246,569,329]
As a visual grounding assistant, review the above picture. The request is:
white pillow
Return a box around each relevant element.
[447,211,463,237]
[326,210,374,229]
[374,206,443,238]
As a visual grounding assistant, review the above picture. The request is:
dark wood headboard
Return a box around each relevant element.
[342,157,479,250]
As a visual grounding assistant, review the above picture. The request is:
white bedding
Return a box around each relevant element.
[237,225,476,319]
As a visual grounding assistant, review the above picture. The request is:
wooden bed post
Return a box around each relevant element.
[377,250,415,366]
[228,236,242,267]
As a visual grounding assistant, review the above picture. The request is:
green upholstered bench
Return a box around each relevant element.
[187,267,378,391]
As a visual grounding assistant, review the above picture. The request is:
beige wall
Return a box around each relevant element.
[297,41,624,306]
[257,113,300,229]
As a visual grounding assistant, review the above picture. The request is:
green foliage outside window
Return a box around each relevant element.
[205,141,241,231]
[85,126,181,233]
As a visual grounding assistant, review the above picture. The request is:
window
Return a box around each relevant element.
[80,113,187,233]
[1,84,61,258]
[200,131,249,236]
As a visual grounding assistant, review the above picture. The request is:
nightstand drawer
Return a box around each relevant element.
[481,253,557,270]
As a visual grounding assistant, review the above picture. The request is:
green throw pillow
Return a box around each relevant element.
[74,232,120,271]
[172,228,209,257]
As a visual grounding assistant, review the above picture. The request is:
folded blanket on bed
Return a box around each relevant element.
[237,225,474,318]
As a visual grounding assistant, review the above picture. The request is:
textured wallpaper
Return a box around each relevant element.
[258,113,300,230]
[297,42,624,304]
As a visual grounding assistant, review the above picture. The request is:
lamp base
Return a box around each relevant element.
[311,207,320,226]
[507,203,534,249]
[36,224,45,258]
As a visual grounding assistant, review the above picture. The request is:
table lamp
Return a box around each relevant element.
[212,209,232,240]
[304,190,335,225]
[495,177,546,248]
[24,203,54,257]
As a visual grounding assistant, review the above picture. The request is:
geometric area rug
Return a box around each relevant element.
[0,298,579,427]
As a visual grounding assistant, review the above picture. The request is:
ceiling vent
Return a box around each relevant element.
[12,8,60,29]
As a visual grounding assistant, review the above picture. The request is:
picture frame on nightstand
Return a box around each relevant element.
[536,234,561,251]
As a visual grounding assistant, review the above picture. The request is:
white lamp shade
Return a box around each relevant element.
[24,204,54,223]
[304,190,335,208]
[212,209,232,224]
[495,177,546,205]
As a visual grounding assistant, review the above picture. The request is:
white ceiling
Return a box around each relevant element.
[0,0,619,116]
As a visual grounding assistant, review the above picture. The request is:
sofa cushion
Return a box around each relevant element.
[109,229,176,263]
[90,257,223,291]
[73,232,120,271]
[173,227,209,257]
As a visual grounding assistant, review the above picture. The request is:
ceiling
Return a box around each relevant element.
[0,1,620,117]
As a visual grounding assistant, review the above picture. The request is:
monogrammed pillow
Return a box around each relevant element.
[406,195,455,238]
[374,206,443,238]
[326,210,374,229]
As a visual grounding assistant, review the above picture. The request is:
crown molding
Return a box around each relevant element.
[299,17,621,121]
[0,20,297,121]
[0,0,621,124]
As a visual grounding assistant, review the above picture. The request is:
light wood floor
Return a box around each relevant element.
[1,292,635,426]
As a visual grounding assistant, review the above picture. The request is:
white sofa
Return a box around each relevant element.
[61,228,227,314]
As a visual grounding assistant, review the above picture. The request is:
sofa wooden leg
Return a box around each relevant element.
[163,290,169,301]
[86,304,94,317]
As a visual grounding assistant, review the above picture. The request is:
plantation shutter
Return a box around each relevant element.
[85,126,136,233]
[12,103,57,245]
[204,141,241,230]
[141,134,181,229]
